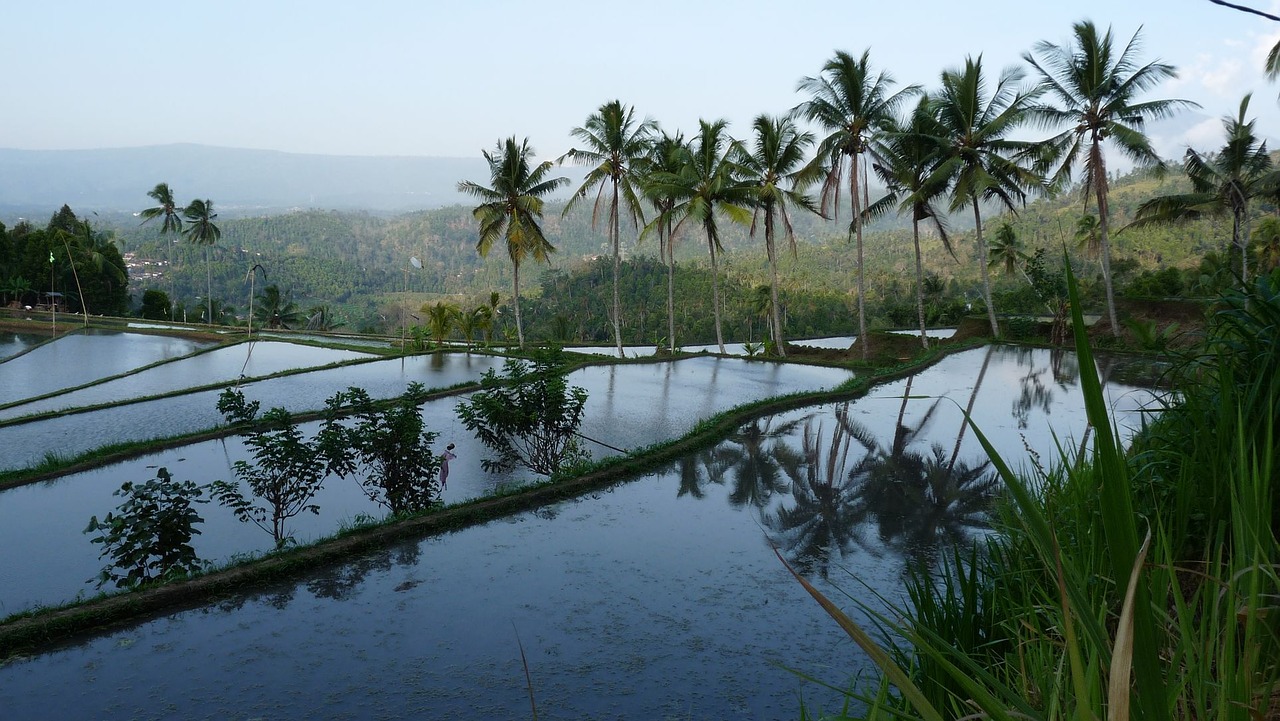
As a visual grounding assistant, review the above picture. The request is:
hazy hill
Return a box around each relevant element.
[0,144,585,214]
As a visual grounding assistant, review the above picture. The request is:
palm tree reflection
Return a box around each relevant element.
[766,394,1001,576]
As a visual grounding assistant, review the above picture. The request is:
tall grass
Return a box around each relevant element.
[793,267,1280,720]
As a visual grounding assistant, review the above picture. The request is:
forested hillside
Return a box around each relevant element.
[0,161,1253,344]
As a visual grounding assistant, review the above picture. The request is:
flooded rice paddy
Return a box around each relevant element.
[0,341,1164,719]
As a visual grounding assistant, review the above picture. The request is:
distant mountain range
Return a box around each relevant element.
[0,143,584,215]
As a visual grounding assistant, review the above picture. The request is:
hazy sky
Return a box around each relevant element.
[4,1,1280,160]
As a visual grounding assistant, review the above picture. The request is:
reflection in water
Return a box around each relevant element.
[766,413,867,579]
[0,346,1163,720]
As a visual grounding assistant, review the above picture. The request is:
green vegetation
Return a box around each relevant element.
[211,388,345,548]
[84,468,208,589]
[797,269,1280,720]
[456,348,590,476]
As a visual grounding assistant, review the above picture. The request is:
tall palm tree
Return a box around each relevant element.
[797,50,919,359]
[1128,94,1272,286]
[645,120,753,354]
[457,137,568,349]
[1024,21,1195,335]
[866,96,952,350]
[560,101,656,357]
[640,130,687,352]
[140,182,183,303]
[736,114,820,356]
[182,198,221,325]
[930,55,1040,337]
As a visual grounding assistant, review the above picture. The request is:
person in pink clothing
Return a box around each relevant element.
[439,443,456,490]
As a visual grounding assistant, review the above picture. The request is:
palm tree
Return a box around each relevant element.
[140,182,183,300]
[930,55,1040,337]
[254,284,301,329]
[797,50,919,359]
[866,96,952,350]
[1074,213,1101,258]
[645,119,753,354]
[988,221,1029,277]
[736,114,820,356]
[424,301,459,348]
[457,137,568,349]
[305,305,344,332]
[560,101,656,357]
[640,130,687,352]
[1128,94,1272,286]
[182,198,221,325]
[1024,21,1195,335]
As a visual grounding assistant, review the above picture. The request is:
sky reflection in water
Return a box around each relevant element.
[0,345,1165,719]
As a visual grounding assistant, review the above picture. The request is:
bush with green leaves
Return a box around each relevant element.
[84,467,208,589]
[210,388,350,548]
[325,382,443,515]
[456,348,589,476]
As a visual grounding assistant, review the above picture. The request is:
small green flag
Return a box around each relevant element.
[49,252,54,264]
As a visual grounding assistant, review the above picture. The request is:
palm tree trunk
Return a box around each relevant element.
[664,221,676,352]
[610,186,624,357]
[766,210,786,357]
[852,152,868,360]
[912,219,929,350]
[948,345,993,473]
[1092,144,1120,337]
[512,265,524,349]
[709,232,725,354]
[1235,205,1250,286]
[973,202,999,337]
[205,246,213,325]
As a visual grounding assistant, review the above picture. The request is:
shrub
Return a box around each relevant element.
[84,468,208,589]
[456,348,589,476]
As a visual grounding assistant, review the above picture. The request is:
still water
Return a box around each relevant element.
[0,340,375,420]
[0,346,1163,719]
[0,356,853,612]
[0,329,214,405]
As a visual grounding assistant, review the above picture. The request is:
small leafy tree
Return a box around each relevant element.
[211,389,350,548]
[326,382,443,515]
[84,467,208,589]
[139,289,172,320]
[456,348,589,475]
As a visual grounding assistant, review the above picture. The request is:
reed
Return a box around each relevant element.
[798,265,1280,720]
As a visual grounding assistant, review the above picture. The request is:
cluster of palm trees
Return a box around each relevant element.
[140,183,221,324]
[411,292,502,350]
[459,21,1201,354]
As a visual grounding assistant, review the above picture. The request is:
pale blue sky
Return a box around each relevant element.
[3,1,1279,160]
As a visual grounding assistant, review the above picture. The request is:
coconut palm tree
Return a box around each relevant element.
[640,130,687,352]
[1128,94,1272,286]
[457,137,569,349]
[560,101,656,357]
[1024,21,1195,335]
[736,114,820,356]
[182,198,221,325]
[254,284,301,329]
[930,55,1040,337]
[1074,213,1101,258]
[644,119,753,354]
[424,301,460,348]
[140,182,183,300]
[797,50,919,359]
[988,221,1029,277]
[866,96,952,350]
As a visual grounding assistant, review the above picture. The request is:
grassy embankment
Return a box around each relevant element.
[798,272,1279,720]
